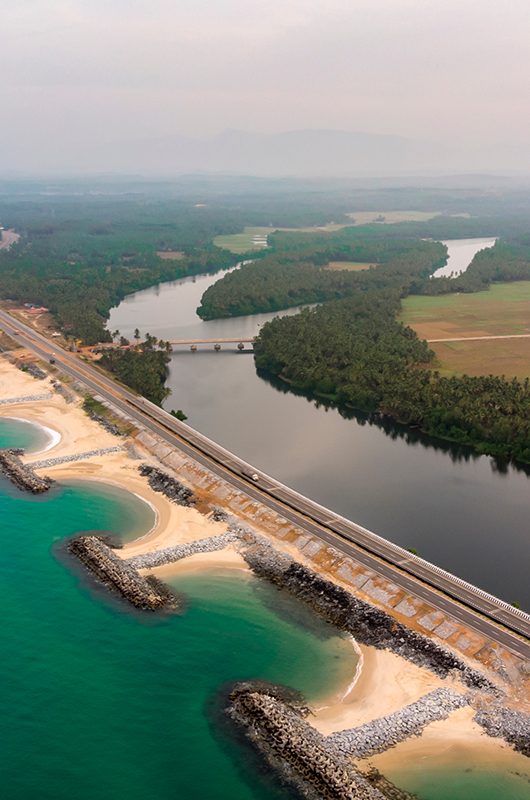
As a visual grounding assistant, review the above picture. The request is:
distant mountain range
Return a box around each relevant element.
[85,128,449,177]
[3,128,529,177]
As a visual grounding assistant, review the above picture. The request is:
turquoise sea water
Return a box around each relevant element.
[1,423,528,799]
[0,416,51,452]
[0,471,356,799]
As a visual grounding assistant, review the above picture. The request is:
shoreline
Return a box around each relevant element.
[0,414,62,453]
[0,358,528,787]
[63,475,161,540]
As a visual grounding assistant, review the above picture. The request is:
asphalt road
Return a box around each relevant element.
[1,308,528,661]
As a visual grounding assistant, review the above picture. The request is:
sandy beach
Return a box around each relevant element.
[0,356,527,783]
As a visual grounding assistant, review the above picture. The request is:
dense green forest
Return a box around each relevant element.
[421,241,530,295]
[0,198,243,343]
[198,211,530,320]
[254,292,530,463]
[99,334,172,405]
[3,178,530,452]
[197,238,447,318]
[213,208,530,463]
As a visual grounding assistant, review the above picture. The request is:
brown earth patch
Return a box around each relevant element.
[157,250,185,260]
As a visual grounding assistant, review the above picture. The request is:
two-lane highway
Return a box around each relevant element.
[0,308,528,659]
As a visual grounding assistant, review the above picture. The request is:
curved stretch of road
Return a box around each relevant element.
[0,309,528,659]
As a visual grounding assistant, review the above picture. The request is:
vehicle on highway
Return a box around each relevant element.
[242,470,259,482]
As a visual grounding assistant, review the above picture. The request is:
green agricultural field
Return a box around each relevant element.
[401,281,530,378]
[401,282,530,339]
[431,338,530,380]
[213,227,273,254]
[214,223,348,254]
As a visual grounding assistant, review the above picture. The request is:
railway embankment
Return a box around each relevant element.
[68,535,180,611]
[240,542,497,693]
[0,449,53,493]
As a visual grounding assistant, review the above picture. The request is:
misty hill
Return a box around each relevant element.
[5,129,528,178]
[85,129,448,177]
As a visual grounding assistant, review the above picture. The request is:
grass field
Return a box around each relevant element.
[401,282,530,378]
[431,339,530,380]
[213,227,272,254]
[213,214,455,253]
[213,223,348,254]
[326,261,374,271]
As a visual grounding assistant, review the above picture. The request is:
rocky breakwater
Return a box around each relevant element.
[241,543,496,693]
[474,704,530,757]
[227,682,386,800]
[139,464,194,506]
[68,535,180,611]
[126,531,239,570]
[327,688,468,758]
[0,448,53,493]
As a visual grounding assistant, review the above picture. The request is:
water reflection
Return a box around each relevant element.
[258,368,527,476]
[109,241,530,607]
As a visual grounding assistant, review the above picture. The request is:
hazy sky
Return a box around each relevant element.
[1,0,529,168]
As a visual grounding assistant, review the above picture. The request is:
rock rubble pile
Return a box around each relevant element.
[84,410,124,436]
[18,362,47,380]
[327,688,468,757]
[126,532,238,570]
[474,705,530,757]
[138,464,194,506]
[0,392,51,406]
[227,683,386,800]
[68,535,180,611]
[362,769,420,800]
[0,449,53,493]
[32,447,122,469]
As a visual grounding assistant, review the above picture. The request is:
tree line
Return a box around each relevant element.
[98,332,172,406]
[197,238,447,319]
[254,290,530,463]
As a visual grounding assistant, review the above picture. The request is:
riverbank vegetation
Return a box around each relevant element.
[254,292,530,463]
[99,336,172,405]
[4,177,530,457]
[0,198,240,343]
[197,238,447,319]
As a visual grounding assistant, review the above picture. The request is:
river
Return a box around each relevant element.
[432,237,497,277]
[108,238,530,609]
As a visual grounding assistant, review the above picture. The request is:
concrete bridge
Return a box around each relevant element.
[169,337,255,351]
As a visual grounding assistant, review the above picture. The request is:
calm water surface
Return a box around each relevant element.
[432,237,496,277]
[0,470,357,800]
[0,416,52,452]
[1,400,527,798]
[109,240,530,608]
